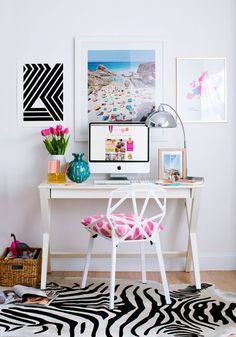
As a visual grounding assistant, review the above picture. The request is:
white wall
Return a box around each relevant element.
[1,0,236,271]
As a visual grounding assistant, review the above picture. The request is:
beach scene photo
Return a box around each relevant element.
[163,153,182,179]
[87,49,156,122]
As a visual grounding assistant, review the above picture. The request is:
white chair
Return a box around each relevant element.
[81,183,171,309]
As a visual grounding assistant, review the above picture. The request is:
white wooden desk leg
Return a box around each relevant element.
[185,198,193,272]
[47,242,51,273]
[39,188,51,289]
[185,189,201,289]
[41,233,50,289]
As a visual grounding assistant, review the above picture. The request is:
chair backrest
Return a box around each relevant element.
[106,183,166,243]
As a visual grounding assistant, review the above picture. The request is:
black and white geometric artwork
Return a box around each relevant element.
[18,63,64,126]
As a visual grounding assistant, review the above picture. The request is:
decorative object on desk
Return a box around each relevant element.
[178,176,204,186]
[177,57,227,122]
[41,124,70,155]
[158,148,186,180]
[67,153,90,183]
[145,103,188,176]
[156,177,204,186]
[40,124,70,183]
[48,155,66,172]
[47,155,67,183]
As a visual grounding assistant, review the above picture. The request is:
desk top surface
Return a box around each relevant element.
[38,180,204,190]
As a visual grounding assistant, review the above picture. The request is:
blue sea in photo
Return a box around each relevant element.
[164,154,181,171]
[88,61,142,73]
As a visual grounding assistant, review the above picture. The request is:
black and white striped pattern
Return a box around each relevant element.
[22,63,63,122]
[0,281,235,336]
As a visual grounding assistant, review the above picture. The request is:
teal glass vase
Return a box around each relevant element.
[67,153,90,183]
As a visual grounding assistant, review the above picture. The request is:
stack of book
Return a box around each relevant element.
[156,176,204,186]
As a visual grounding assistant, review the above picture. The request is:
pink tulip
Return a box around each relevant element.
[41,128,50,136]
[50,127,57,135]
[41,124,70,155]
[56,124,63,131]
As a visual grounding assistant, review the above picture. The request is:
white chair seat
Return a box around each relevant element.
[81,213,164,240]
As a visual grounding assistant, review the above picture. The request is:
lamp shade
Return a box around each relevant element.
[145,103,186,149]
[145,109,177,128]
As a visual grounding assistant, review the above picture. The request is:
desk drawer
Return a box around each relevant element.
[51,188,112,199]
[50,187,192,199]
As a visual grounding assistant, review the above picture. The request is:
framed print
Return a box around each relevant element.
[75,37,163,141]
[18,61,65,127]
[177,57,227,123]
[158,148,186,180]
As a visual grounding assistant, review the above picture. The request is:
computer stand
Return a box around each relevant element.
[109,174,129,181]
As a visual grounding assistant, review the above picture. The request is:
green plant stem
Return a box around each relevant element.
[43,135,70,155]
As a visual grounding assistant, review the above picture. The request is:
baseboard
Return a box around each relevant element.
[199,253,236,270]
[51,253,236,271]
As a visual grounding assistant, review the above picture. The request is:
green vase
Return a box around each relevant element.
[67,153,90,183]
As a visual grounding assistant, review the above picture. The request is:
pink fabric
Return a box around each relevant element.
[81,213,163,240]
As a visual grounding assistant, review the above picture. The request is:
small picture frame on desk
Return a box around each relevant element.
[158,148,186,180]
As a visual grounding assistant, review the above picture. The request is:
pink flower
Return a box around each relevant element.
[40,124,70,155]
[41,128,50,136]
[50,127,57,135]
[56,124,63,132]
[63,128,69,134]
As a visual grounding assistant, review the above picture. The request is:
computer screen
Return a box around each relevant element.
[89,122,150,174]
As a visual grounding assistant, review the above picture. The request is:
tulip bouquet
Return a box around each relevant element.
[41,125,70,155]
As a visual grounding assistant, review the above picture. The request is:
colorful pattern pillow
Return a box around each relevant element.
[81,213,163,240]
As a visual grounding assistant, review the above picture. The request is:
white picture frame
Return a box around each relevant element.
[75,37,163,141]
[158,148,186,180]
[176,57,227,123]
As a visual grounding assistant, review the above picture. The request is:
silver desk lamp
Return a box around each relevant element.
[145,103,187,176]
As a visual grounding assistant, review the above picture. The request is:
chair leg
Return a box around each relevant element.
[154,236,171,304]
[140,242,147,283]
[81,235,95,288]
[109,240,117,310]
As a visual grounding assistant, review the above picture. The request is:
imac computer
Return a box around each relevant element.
[89,122,150,179]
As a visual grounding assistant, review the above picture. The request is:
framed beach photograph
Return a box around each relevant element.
[75,37,163,140]
[158,148,186,180]
[176,57,227,123]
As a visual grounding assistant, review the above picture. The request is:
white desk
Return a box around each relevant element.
[38,181,203,289]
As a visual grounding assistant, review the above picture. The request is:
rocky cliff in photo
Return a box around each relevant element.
[88,64,115,94]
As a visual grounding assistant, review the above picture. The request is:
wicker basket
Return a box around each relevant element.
[0,248,42,287]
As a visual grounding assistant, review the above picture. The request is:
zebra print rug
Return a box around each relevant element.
[0,279,236,337]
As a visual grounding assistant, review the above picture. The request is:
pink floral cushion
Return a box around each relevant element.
[81,213,163,240]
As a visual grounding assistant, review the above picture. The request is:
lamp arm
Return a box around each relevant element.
[160,103,188,177]
[160,103,186,149]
